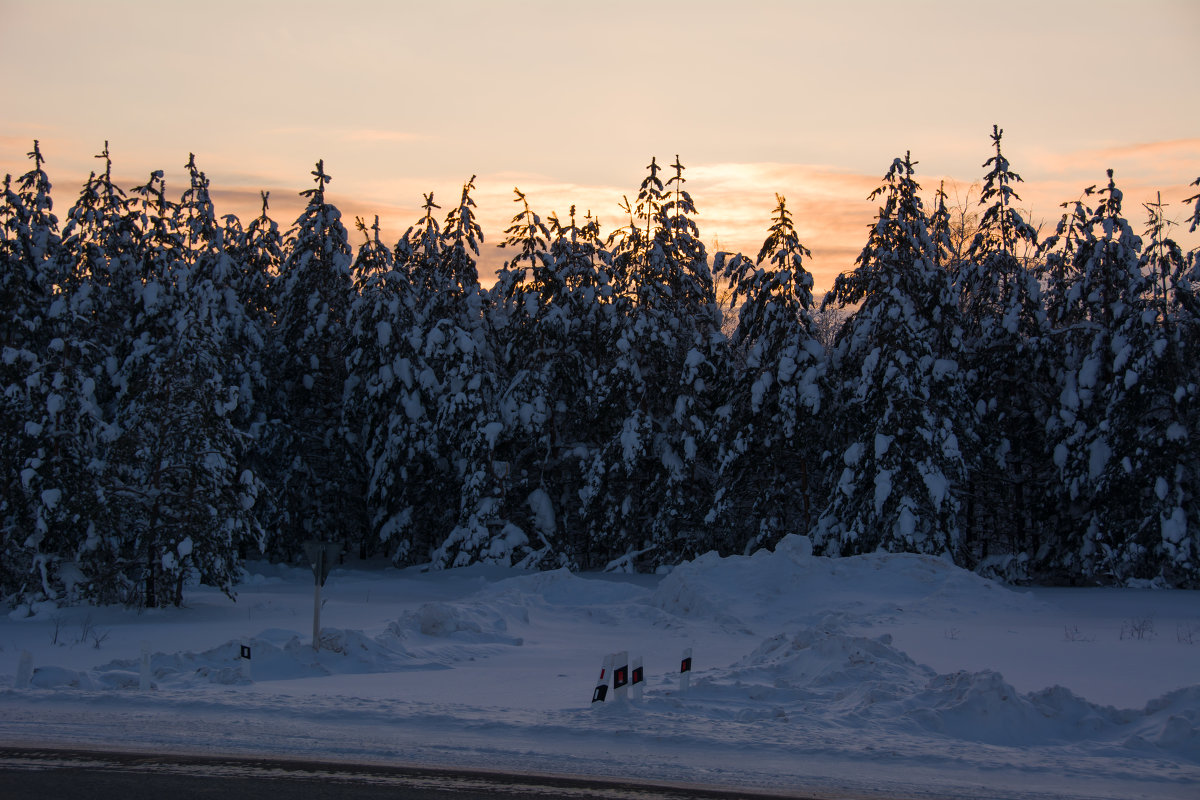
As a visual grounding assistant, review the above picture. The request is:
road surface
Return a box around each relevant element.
[0,747,827,800]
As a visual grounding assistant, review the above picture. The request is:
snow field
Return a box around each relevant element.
[1,536,1198,799]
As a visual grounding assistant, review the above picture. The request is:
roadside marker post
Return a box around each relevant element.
[612,651,630,702]
[631,655,644,702]
[680,647,693,693]
[303,540,340,652]
[591,653,613,703]
[240,641,252,681]
[15,650,32,689]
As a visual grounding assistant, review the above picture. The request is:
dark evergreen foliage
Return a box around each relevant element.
[815,154,969,558]
[2,135,1197,610]
[955,127,1048,581]
[712,195,823,552]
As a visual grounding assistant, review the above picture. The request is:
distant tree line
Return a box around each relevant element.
[2,128,1198,608]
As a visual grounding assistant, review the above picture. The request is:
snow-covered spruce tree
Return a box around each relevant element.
[185,156,269,427]
[364,193,451,563]
[1040,186,1096,329]
[487,192,625,568]
[0,175,26,600]
[65,158,189,605]
[216,190,280,544]
[266,160,359,560]
[587,157,726,568]
[559,165,690,566]
[1,146,63,602]
[954,126,1049,580]
[814,153,969,558]
[177,154,222,269]
[0,327,103,608]
[1,145,127,607]
[111,166,185,413]
[101,319,263,607]
[711,194,824,552]
[929,180,955,272]
[540,206,621,566]
[5,142,64,328]
[564,187,648,566]
[89,165,182,436]
[27,143,147,604]
[1183,178,1200,324]
[482,189,566,567]
[59,143,141,360]
[345,214,414,559]
[87,163,254,607]
[176,155,269,563]
[1180,178,1200,321]
[128,168,181,284]
[1,144,62,462]
[491,203,624,567]
[1039,171,1147,582]
[1080,189,1197,586]
[427,178,518,568]
[1178,179,1200,580]
[234,190,283,324]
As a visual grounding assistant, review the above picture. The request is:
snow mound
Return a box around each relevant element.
[29,665,99,690]
[39,626,451,690]
[735,629,931,703]
[686,627,1200,759]
[650,535,1042,632]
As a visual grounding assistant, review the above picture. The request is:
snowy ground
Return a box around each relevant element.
[1,535,1198,799]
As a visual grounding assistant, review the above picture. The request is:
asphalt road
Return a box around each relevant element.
[0,747,819,800]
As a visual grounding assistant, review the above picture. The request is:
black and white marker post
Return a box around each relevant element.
[303,540,340,652]
[612,651,630,702]
[680,647,693,693]
[631,655,644,702]
[591,653,613,703]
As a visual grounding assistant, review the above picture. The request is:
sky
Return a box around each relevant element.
[2,0,1198,292]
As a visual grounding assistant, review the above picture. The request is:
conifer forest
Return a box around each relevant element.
[3,129,1198,608]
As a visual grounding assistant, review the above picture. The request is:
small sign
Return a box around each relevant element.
[591,684,608,703]
[240,645,251,660]
[631,665,644,685]
[613,665,629,689]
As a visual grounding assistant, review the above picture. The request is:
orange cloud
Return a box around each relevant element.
[1018,138,1200,223]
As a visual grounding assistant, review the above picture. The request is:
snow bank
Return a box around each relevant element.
[650,534,1042,632]
[643,624,1200,760]
[2,539,1198,799]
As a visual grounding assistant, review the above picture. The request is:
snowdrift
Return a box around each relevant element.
[2,536,1198,798]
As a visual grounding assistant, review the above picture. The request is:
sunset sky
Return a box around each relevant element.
[3,0,1198,292]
